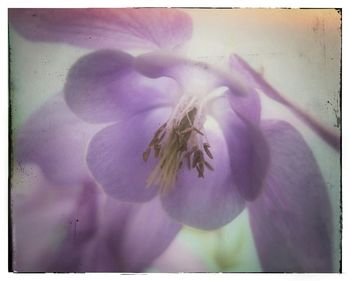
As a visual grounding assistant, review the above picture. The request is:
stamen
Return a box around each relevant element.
[143,96,215,193]
[203,143,213,159]
[143,148,151,162]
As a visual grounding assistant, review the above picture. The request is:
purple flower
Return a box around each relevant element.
[10,8,339,272]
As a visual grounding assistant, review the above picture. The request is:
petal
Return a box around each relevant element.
[108,198,182,272]
[87,107,171,202]
[9,8,192,51]
[230,54,340,152]
[248,121,333,272]
[11,165,100,272]
[82,197,180,272]
[46,182,102,272]
[161,116,245,230]
[12,164,177,272]
[135,52,252,97]
[227,90,261,125]
[210,97,270,201]
[65,49,178,123]
[228,55,262,124]
[16,94,101,186]
[78,238,122,272]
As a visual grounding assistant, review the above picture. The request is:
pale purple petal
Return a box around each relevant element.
[79,238,122,272]
[9,8,192,51]
[46,182,101,272]
[248,121,333,272]
[65,50,178,123]
[102,198,181,272]
[227,55,262,124]
[228,90,261,125]
[87,108,172,202]
[81,197,180,272]
[135,52,252,97]
[12,165,178,272]
[11,166,100,272]
[161,118,245,230]
[230,54,340,152]
[16,94,101,186]
[210,97,270,201]
[78,196,180,272]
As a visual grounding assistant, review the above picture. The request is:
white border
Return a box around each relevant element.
[1,0,347,8]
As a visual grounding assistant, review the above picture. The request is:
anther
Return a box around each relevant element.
[143,148,151,162]
[154,144,161,158]
[143,100,215,192]
[158,131,166,142]
[203,143,213,159]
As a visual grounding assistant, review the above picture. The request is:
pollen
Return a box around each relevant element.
[143,104,214,194]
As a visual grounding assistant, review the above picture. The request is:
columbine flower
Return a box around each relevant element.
[10,8,339,272]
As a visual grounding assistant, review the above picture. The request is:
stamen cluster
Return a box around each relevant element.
[143,105,214,193]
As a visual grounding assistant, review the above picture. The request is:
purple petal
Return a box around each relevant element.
[81,197,180,272]
[46,182,101,272]
[9,8,192,51]
[87,107,172,202]
[230,54,340,152]
[248,121,333,272]
[16,94,101,186]
[211,97,270,201]
[102,198,181,272]
[65,50,178,123]
[11,165,100,272]
[227,90,261,125]
[79,238,122,272]
[227,56,262,124]
[135,52,252,97]
[161,117,245,230]
[12,165,178,272]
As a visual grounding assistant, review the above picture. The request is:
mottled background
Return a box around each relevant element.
[9,9,341,272]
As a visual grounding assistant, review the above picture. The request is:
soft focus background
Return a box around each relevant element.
[9,9,341,272]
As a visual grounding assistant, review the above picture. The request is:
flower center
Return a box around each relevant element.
[143,95,215,193]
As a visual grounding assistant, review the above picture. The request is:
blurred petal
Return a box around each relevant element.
[65,50,178,123]
[79,238,122,272]
[228,90,261,125]
[248,121,333,272]
[12,165,177,272]
[230,54,340,152]
[161,117,245,230]
[87,107,171,202]
[9,8,192,51]
[227,55,262,124]
[46,182,101,272]
[82,197,180,272]
[105,198,182,272]
[211,97,269,201]
[135,52,251,96]
[16,94,101,186]
[11,165,100,272]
